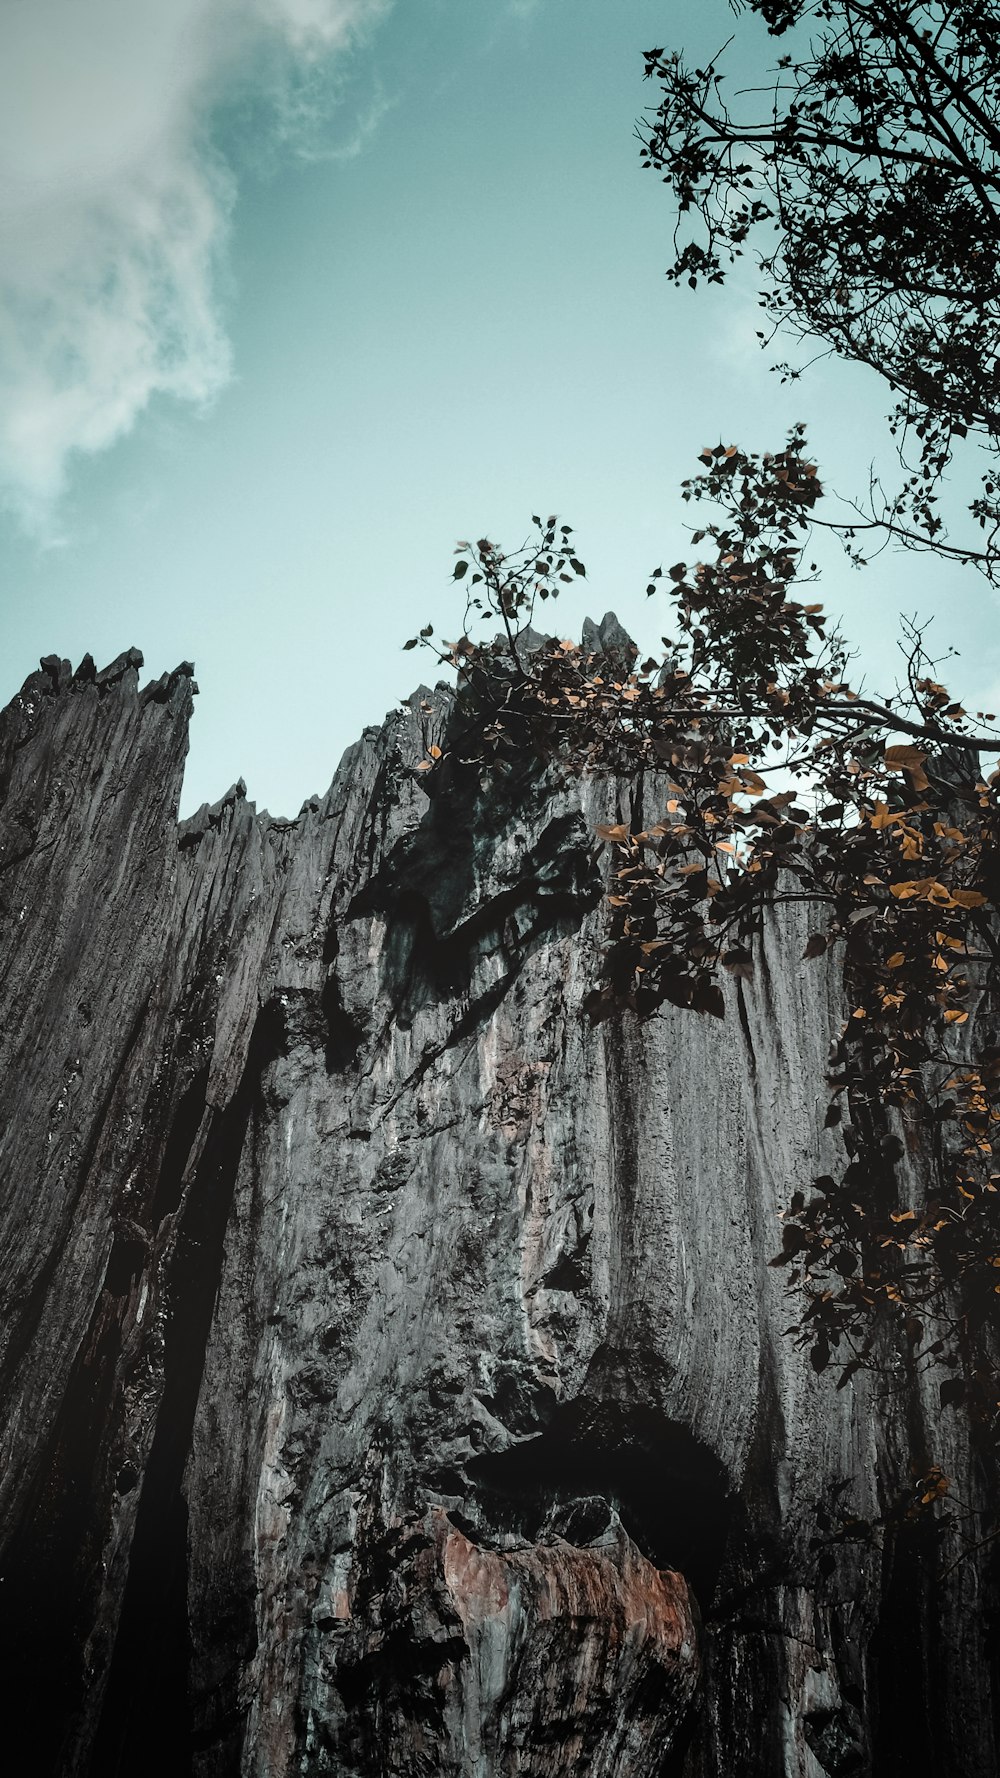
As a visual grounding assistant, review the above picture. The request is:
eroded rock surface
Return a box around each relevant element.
[0,650,996,1777]
[326,1502,698,1777]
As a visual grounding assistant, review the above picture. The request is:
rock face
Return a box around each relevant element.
[0,650,996,1777]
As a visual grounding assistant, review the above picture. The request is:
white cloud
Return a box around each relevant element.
[0,0,389,529]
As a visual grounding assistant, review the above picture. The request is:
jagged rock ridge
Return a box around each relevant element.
[0,647,996,1777]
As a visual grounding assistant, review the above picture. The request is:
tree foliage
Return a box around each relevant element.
[639,1,1000,574]
[406,441,1000,1463]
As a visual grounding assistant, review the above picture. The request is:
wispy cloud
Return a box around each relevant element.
[0,0,389,530]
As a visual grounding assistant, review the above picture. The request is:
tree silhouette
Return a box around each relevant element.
[640,0,1000,576]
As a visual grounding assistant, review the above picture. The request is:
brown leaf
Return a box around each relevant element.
[884,744,926,770]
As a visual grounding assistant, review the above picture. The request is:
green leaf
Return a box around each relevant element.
[453,560,469,580]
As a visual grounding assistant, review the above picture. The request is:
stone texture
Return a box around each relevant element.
[0,650,996,1777]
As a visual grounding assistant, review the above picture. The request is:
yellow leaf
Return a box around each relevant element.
[884,744,927,770]
[428,743,442,760]
[887,952,905,968]
[944,1009,969,1024]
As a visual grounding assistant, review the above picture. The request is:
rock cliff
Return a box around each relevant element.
[0,649,996,1777]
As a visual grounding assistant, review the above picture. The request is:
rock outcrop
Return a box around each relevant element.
[0,648,996,1777]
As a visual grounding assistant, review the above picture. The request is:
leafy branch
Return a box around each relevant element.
[406,432,1000,1466]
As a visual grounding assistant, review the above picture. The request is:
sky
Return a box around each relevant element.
[1,0,998,818]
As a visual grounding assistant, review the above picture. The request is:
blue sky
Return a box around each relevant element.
[2,0,998,816]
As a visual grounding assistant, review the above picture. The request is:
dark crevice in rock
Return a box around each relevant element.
[375,889,476,1019]
[151,1065,210,1224]
[0,1301,124,1773]
[465,1403,733,1603]
[735,976,756,1072]
[89,1011,280,1778]
[321,970,365,1074]
[870,1517,949,1777]
[103,1226,151,1295]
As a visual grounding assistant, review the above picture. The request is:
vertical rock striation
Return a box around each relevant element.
[0,650,996,1776]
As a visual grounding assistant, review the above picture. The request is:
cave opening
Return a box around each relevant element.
[464,1400,733,1604]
